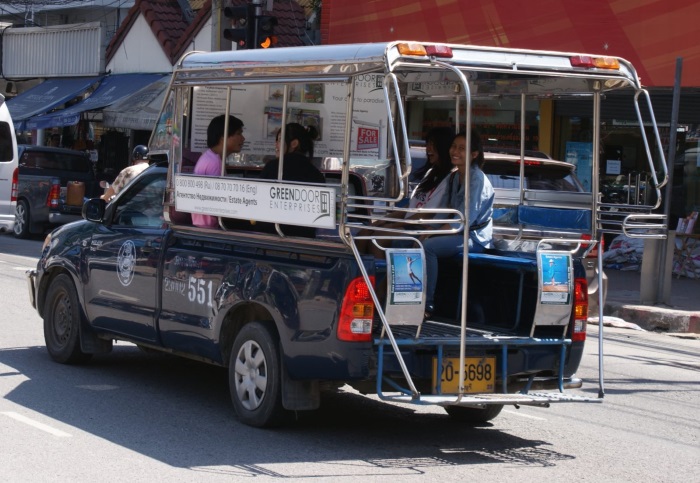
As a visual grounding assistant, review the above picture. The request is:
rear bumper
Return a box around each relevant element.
[49,202,84,226]
[49,212,82,225]
[26,269,37,309]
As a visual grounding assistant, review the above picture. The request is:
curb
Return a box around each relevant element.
[604,301,700,334]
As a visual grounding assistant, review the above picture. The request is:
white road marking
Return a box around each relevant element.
[1,411,72,437]
[503,409,547,421]
[14,267,34,271]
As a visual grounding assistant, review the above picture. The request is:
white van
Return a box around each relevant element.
[0,94,18,233]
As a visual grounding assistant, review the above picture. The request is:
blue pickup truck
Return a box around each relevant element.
[14,145,99,238]
[27,42,669,428]
[27,162,592,427]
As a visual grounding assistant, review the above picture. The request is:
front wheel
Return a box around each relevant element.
[43,274,91,364]
[14,200,30,239]
[445,404,504,424]
[229,322,286,428]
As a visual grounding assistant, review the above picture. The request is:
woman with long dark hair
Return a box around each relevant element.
[359,127,455,256]
[422,129,494,318]
[409,126,455,209]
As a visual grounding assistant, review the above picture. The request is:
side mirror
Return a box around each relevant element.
[82,198,106,222]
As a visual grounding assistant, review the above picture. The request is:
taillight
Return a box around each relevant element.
[572,277,588,342]
[570,55,620,70]
[11,167,18,202]
[397,43,453,58]
[47,179,61,208]
[424,44,453,58]
[337,276,375,342]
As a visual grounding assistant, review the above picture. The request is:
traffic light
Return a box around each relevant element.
[256,15,278,49]
[223,4,254,49]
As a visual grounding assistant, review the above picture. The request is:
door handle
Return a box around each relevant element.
[141,239,161,254]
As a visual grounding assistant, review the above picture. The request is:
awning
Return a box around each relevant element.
[6,76,102,131]
[102,76,170,131]
[25,73,166,131]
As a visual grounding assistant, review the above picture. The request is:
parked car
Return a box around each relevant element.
[14,145,99,238]
[409,145,607,315]
[0,97,18,233]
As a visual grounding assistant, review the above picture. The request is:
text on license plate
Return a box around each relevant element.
[432,357,496,394]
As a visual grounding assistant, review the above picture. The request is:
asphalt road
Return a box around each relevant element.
[0,231,698,482]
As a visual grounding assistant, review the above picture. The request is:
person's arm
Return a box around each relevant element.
[469,168,493,227]
[100,186,115,201]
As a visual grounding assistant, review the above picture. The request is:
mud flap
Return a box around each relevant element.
[79,316,113,354]
[281,359,320,411]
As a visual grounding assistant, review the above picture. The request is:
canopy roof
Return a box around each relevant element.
[26,73,166,130]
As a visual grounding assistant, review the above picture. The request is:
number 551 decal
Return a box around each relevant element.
[188,276,214,308]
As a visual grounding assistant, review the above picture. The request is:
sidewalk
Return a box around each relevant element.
[601,268,700,334]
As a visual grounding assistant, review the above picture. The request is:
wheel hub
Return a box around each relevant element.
[234,340,267,411]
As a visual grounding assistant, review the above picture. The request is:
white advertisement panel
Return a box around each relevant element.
[174,175,337,228]
[191,75,388,159]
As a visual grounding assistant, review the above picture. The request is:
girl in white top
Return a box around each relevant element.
[360,127,454,257]
[408,127,455,211]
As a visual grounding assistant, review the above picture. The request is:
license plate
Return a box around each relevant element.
[432,357,496,394]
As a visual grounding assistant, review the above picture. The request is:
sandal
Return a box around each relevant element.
[424,303,435,320]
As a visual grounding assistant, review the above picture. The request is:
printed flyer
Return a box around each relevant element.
[539,252,572,304]
[388,249,424,305]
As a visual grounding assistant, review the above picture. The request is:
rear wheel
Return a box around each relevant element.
[43,274,91,364]
[14,200,30,239]
[229,322,286,428]
[445,404,504,424]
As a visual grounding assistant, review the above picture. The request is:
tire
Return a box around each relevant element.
[14,199,31,239]
[229,322,286,428]
[445,404,504,424]
[43,274,92,364]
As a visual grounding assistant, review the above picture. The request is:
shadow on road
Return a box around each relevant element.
[1,344,576,477]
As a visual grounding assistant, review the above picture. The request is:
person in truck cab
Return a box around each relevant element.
[101,145,150,201]
[192,114,245,228]
[422,129,494,319]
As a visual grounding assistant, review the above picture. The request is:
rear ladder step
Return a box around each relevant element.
[378,391,603,407]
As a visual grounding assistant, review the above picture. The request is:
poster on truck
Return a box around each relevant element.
[383,248,426,327]
[191,75,388,159]
[538,252,572,305]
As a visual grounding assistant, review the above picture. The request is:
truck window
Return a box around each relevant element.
[0,121,12,161]
[112,174,166,228]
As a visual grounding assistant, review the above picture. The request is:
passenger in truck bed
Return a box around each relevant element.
[192,114,245,228]
[356,126,455,256]
[422,129,494,319]
[261,123,325,185]
[257,123,325,237]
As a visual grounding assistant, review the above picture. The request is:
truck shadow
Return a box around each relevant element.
[2,344,576,477]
